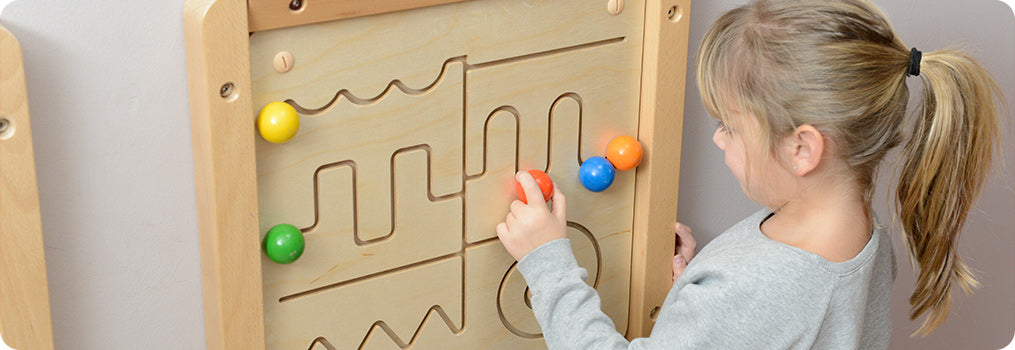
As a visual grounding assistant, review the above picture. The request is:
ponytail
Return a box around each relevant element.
[896,49,1002,336]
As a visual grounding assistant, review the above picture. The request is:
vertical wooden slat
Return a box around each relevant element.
[183,1,265,349]
[0,25,56,350]
[628,0,691,338]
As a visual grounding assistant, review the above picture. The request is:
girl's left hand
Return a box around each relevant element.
[672,222,696,285]
[496,171,568,261]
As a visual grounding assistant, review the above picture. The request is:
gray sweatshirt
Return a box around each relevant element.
[517,210,896,349]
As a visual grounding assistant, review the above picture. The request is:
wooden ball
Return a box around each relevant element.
[605,135,642,171]
[516,169,553,204]
[257,102,300,144]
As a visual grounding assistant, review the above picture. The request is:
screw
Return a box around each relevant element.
[0,118,8,134]
[220,83,234,98]
[667,5,683,22]
[289,0,303,11]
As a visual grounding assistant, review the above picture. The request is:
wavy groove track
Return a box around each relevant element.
[286,36,623,115]
[288,57,466,114]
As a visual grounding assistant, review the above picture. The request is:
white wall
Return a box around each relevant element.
[1,0,205,348]
[0,0,1011,348]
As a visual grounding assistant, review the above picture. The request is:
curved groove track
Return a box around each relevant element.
[495,221,602,338]
[288,57,468,114]
[464,105,521,181]
[547,93,585,169]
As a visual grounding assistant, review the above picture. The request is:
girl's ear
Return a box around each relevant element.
[787,124,824,176]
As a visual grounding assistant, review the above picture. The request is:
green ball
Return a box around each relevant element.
[264,224,305,264]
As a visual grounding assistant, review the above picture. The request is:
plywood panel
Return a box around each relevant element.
[256,62,464,241]
[248,0,644,109]
[252,1,638,347]
[463,41,641,243]
[261,148,462,300]
[264,256,463,349]
[186,0,687,348]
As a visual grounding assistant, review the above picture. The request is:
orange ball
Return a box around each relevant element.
[515,169,553,204]
[605,135,642,171]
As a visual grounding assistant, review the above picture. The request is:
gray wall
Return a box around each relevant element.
[0,0,1011,348]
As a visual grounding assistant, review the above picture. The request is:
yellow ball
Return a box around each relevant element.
[257,102,300,144]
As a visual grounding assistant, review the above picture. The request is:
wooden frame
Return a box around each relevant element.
[0,25,56,350]
[248,0,469,32]
[184,0,689,347]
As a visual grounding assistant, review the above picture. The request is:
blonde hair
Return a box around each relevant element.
[697,0,1002,335]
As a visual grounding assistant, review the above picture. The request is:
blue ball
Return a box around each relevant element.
[579,156,616,192]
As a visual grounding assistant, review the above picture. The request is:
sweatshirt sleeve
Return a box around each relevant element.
[516,239,833,350]
[516,238,632,349]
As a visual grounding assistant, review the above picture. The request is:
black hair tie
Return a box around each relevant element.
[908,47,922,77]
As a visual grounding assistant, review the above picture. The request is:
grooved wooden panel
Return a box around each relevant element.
[185,0,689,347]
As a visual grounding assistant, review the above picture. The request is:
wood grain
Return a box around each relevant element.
[185,0,690,347]
[248,0,469,32]
[183,1,265,349]
[0,25,55,350]
[627,0,691,338]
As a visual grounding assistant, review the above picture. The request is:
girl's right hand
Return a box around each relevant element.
[672,222,697,285]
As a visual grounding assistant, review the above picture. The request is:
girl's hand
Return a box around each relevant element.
[496,171,568,261]
[672,222,697,285]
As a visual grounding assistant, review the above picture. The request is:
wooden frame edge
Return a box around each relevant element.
[0,24,56,350]
[627,0,691,339]
[248,0,470,32]
[183,0,265,349]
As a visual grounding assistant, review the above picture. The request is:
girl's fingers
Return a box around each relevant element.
[551,187,566,221]
[505,212,517,230]
[510,199,526,214]
[516,171,546,209]
[496,222,510,238]
[674,222,696,260]
[672,254,687,283]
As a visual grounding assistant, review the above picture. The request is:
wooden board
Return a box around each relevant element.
[184,0,690,348]
[248,0,469,32]
[0,25,56,350]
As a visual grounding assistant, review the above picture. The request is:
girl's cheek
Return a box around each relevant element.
[712,128,726,150]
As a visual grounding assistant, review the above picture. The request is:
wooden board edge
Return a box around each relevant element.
[248,0,469,33]
[183,1,265,349]
[627,0,691,339]
[0,24,56,350]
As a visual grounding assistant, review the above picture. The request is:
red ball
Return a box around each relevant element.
[515,169,554,204]
[605,135,642,171]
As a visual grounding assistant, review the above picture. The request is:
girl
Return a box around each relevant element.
[496,0,1002,348]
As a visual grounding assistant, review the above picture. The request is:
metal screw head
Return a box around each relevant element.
[667,5,683,22]
[220,83,235,98]
[0,117,13,140]
[289,0,303,11]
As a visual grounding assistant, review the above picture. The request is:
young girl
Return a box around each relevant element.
[496,0,1002,348]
